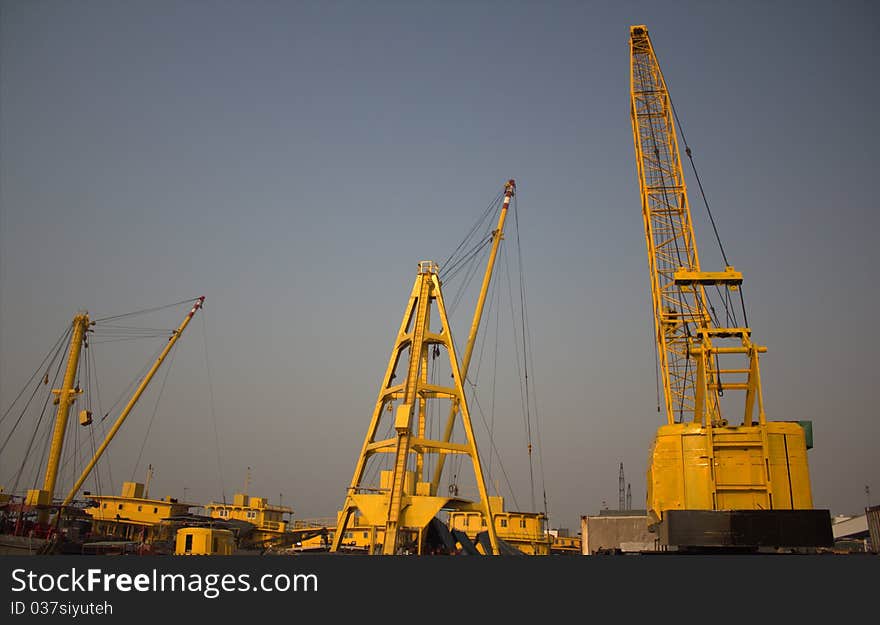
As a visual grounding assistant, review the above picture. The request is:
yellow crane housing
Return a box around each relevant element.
[628,25,831,549]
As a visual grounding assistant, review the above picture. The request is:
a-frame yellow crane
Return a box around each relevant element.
[331,181,516,555]
[629,25,831,549]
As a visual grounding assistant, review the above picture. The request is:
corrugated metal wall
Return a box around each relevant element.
[867,505,880,554]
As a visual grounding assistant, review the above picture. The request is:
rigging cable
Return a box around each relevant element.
[362,392,397,494]
[92,298,200,323]
[440,189,504,277]
[12,336,68,498]
[503,239,533,509]
[668,85,747,418]
[439,185,508,497]
[669,87,747,328]
[90,339,168,431]
[56,335,169,494]
[201,307,226,505]
[460,254,501,497]
[468,387,521,511]
[87,337,104,498]
[130,335,179,483]
[31,402,56,497]
[514,194,549,520]
[0,325,70,430]
[446,237,493,315]
[441,233,494,285]
[76,323,173,497]
[462,244,517,507]
[0,325,71,458]
[451,242,498,494]
[82,302,199,492]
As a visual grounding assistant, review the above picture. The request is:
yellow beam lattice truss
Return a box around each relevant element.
[331,262,500,555]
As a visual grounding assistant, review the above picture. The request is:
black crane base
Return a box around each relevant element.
[657,509,833,551]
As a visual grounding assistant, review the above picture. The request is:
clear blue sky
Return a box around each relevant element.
[1,0,877,532]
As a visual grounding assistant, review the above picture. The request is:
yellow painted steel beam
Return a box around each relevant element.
[364,438,398,453]
[673,267,742,286]
[416,382,457,398]
[408,437,471,455]
[42,314,90,501]
[381,264,435,553]
[690,346,767,355]
[364,437,472,456]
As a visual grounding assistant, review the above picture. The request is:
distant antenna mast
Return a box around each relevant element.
[245,466,251,494]
[626,483,632,510]
[619,462,625,510]
[144,464,154,499]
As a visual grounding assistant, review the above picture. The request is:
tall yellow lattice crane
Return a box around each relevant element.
[629,25,831,549]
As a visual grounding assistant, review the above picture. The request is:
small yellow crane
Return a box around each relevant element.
[22,297,205,528]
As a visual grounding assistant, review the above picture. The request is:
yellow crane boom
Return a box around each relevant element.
[630,25,725,427]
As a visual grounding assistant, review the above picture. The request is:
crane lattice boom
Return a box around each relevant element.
[630,25,757,427]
